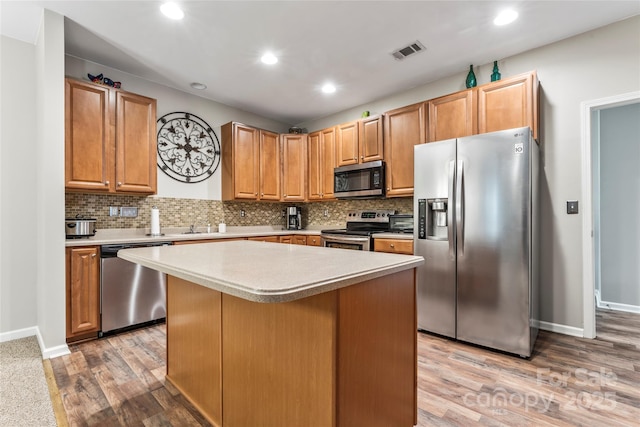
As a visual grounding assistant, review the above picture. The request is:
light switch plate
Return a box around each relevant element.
[567,200,579,214]
[108,206,119,217]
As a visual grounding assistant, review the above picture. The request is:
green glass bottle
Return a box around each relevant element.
[465,65,477,88]
[491,61,501,82]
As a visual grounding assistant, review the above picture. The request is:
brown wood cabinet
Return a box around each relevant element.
[222,122,280,201]
[336,117,384,167]
[292,235,307,245]
[358,115,384,163]
[279,235,293,244]
[248,236,280,243]
[174,238,247,245]
[308,127,336,200]
[281,134,307,202]
[478,71,539,140]
[374,238,414,255]
[428,90,477,142]
[306,235,322,246]
[383,102,426,197]
[65,78,157,194]
[336,120,359,166]
[66,246,101,342]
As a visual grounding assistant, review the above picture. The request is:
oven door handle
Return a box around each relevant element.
[321,234,370,244]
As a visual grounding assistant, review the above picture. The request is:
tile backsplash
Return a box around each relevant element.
[66,193,413,230]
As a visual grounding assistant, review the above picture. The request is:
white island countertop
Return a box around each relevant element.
[118,240,424,303]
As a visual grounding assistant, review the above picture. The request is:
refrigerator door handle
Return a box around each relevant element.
[448,160,455,260]
[456,160,465,256]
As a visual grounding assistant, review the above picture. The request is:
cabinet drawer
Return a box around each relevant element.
[374,239,413,255]
[306,235,322,246]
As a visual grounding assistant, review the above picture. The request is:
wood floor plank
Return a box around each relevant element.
[50,310,640,426]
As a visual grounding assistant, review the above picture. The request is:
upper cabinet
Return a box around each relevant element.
[427,90,477,142]
[222,122,280,201]
[65,78,157,194]
[308,127,336,201]
[281,134,307,202]
[478,71,539,141]
[336,120,359,166]
[383,102,426,197]
[336,116,384,167]
[358,115,384,163]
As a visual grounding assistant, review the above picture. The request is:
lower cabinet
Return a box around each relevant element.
[66,246,101,342]
[306,235,322,246]
[248,236,281,243]
[374,239,414,255]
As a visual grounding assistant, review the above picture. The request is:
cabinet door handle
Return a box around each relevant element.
[104,181,110,186]
[261,193,264,196]
[117,182,122,187]
[390,243,395,248]
[361,155,364,160]
[91,253,97,258]
[353,157,357,161]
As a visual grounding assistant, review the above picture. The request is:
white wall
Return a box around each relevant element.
[65,56,290,201]
[599,102,640,306]
[0,36,38,334]
[299,16,640,330]
[35,10,67,355]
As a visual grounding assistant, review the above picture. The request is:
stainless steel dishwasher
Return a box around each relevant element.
[100,241,172,335]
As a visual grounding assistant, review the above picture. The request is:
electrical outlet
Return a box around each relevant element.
[567,200,579,214]
[323,209,329,217]
[120,206,138,217]
[240,210,246,217]
[282,209,286,218]
[109,206,119,217]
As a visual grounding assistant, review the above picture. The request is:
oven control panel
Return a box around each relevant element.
[345,210,396,222]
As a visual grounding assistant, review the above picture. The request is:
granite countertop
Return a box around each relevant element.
[118,240,424,303]
[65,226,326,247]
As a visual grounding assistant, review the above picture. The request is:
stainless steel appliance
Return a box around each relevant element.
[100,241,173,334]
[65,215,97,238]
[334,160,385,199]
[286,206,302,230]
[414,127,539,357]
[389,214,413,234]
[321,210,395,251]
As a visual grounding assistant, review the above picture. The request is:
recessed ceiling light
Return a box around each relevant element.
[261,52,278,65]
[161,2,184,20]
[494,9,518,26]
[321,83,336,94]
[190,82,207,90]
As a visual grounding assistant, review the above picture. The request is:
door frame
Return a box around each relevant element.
[580,90,640,339]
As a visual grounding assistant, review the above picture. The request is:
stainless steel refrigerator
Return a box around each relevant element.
[413,127,539,357]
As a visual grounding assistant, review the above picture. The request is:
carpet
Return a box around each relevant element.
[0,336,57,427]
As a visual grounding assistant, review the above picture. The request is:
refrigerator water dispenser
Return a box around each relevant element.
[418,198,448,240]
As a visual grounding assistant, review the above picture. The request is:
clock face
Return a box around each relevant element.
[156,112,221,183]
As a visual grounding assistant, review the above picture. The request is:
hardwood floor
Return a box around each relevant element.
[51,310,640,426]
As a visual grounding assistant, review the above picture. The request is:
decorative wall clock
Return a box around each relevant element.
[156,112,221,183]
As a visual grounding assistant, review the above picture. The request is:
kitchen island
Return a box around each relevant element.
[119,240,423,427]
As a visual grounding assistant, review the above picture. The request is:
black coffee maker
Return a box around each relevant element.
[287,206,302,230]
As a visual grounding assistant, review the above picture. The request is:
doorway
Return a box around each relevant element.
[581,91,640,339]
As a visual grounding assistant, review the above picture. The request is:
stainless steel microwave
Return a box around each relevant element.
[334,160,385,199]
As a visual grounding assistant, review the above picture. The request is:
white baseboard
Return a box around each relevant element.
[0,326,39,343]
[596,299,640,314]
[535,320,585,338]
[0,326,70,359]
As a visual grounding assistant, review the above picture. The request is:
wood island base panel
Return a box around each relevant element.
[166,270,417,427]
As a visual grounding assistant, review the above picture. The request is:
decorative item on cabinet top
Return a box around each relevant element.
[87,72,121,88]
[465,65,477,88]
[156,112,221,183]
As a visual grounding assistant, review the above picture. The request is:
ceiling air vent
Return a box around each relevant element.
[391,40,426,60]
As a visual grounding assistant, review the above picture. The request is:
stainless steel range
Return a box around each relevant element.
[321,210,396,251]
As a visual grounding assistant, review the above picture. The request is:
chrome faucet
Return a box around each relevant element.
[189,224,196,233]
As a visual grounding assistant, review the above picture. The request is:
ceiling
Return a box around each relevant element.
[1,1,639,125]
